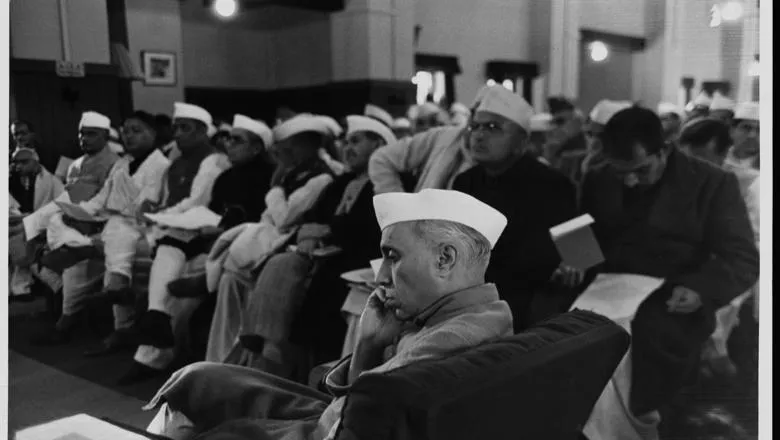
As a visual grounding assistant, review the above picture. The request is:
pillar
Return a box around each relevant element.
[329,0,415,115]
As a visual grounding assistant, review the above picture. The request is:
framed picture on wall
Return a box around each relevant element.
[141,51,177,86]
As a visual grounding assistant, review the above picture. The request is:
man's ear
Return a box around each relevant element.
[437,243,458,273]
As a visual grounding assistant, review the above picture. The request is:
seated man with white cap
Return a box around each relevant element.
[211,115,395,376]
[8,147,65,300]
[453,85,577,331]
[41,111,171,348]
[528,113,552,163]
[119,102,231,383]
[164,114,276,299]
[545,97,588,185]
[579,100,633,177]
[313,115,347,176]
[657,102,684,147]
[25,111,122,344]
[708,92,736,124]
[724,102,760,170]
[143,188,513,440]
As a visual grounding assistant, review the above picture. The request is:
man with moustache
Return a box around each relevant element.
[143,189,512,440]
[453,85,577,331]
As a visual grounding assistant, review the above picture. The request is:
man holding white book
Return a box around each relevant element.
[571,107,758,440]
[452,85,577,331]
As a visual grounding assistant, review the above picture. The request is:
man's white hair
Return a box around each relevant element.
[413,219,492,269]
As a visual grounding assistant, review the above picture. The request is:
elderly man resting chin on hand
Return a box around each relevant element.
[144,188,514,440]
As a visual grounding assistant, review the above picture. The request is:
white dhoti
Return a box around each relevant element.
[101,216,144,280]
[572,274,665,440]
[134,246,206,370]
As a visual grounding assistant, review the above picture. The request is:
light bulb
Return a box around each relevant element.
[502,79,514,91]
[721,1,744,21]
[589,41,609,62]
[487,79,497,87]
[214,0,237,18]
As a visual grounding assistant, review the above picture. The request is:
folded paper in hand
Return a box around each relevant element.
[549,214,604,270]
[55,201,99,222]
[145,206,222,230]
[571,273,665,323]
[15,413,148,440]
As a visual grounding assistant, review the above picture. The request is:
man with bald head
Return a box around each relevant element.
[453,85,577,331]
[143,189,513,440]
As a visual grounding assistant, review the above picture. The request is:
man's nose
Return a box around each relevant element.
[376,260,392,285]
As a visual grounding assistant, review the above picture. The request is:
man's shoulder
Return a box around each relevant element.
[673,150,731,186]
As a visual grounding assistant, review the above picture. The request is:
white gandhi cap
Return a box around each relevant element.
[173,102,213,127]
[364,104,394,127]
[79,111,111,130]
[709,93,736,112]
[589,100,632,126]
[657,102,683,118]
[273,114,331,143]
[346,115,397,146]
[373,189,508,248]
[473,85,534,132]
[734,102,759,121]
[233,114,272,148]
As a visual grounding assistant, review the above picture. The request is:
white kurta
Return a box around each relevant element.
[46,150,171,278]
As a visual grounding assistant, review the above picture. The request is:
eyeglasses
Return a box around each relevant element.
[467,121,503,134]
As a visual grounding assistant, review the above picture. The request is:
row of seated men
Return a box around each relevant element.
[8,84,759,440]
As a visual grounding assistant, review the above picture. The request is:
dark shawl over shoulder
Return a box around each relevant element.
[454,155,577,330]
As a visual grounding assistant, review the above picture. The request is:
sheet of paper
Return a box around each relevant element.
[145,206,222,230]
[570,273,665,321]
[16,414,148,440]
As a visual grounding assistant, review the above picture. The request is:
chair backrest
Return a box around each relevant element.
[334,309,630,440]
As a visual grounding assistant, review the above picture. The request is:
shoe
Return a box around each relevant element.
[83,329,138,357]
[137,311,175,348]
[91,287,136,306]
[167,273,209,298]
[117,362,165,386]
[39,245,101,272]
[29,313,79,346]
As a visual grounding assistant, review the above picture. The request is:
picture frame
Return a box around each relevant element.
[141,51,177,86]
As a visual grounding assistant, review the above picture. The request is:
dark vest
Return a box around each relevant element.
[165,145,215,208]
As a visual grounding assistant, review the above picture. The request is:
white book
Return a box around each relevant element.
[15,414,148,440]
[549,214,605,270]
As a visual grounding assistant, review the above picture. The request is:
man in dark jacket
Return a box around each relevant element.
[453,86,577,332]
[573,107,758,440]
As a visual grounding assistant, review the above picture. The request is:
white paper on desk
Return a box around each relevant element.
[15,413,148,440]
[145,206,222,230]
[22,192,71,240]
[570,273,665,321]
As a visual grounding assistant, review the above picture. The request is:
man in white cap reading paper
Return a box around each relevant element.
[21,111,121,344]
[119,102,231,384]
[35,111,172,348]
[572,107,758,440]
[453,84,577,331]
[144,188,513,440]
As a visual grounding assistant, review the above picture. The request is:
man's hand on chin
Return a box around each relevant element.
[349,288,404,382]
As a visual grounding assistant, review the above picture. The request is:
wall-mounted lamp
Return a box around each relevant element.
[588,41,609,62]
[486,79,497,87]
[213,0,238,18]
[711,1,745,27]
